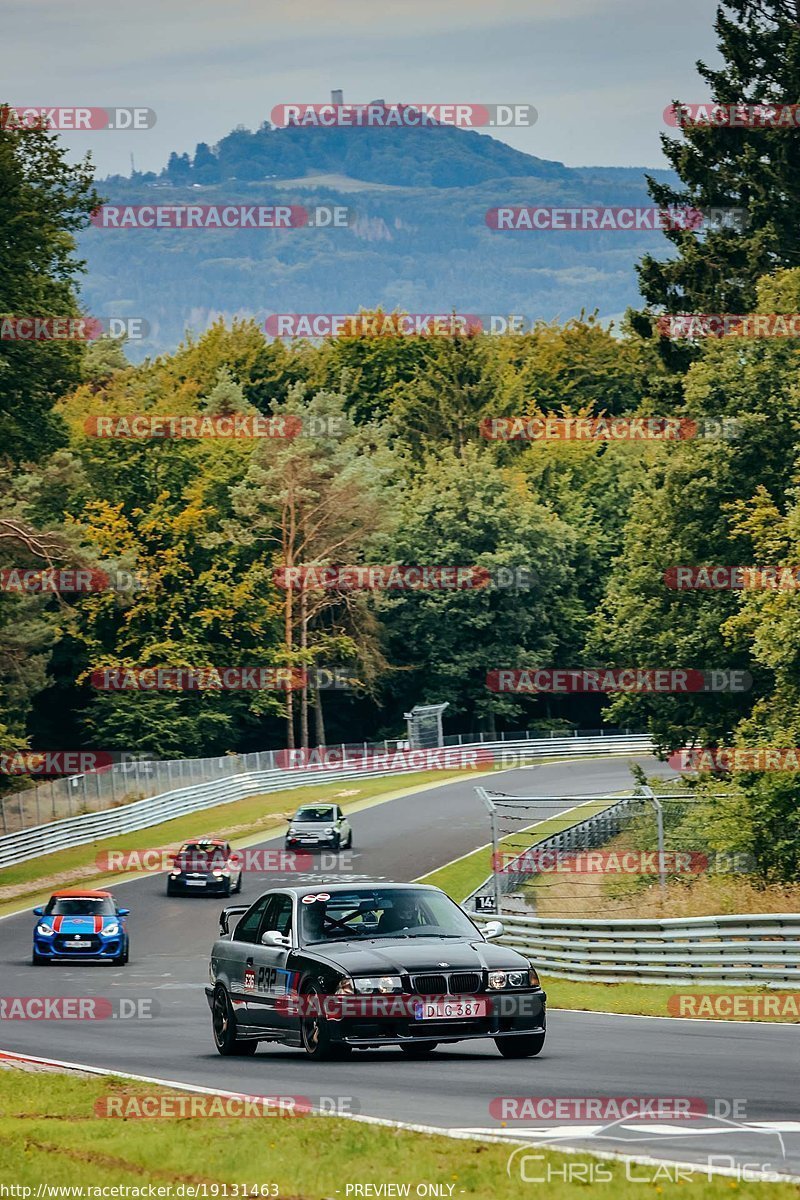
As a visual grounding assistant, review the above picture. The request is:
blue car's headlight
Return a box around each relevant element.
[103,922,120,937]
[36,924,55,937]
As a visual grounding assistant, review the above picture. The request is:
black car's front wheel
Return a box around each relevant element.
[300,984,349,1060]
[399,1042,438,1057]
[212,985,257,1056]
[495,1032,545,1058]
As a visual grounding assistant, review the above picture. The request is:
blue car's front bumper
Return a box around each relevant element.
[33,934,125,960]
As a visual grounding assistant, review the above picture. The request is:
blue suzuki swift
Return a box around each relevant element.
[32,889,130,965]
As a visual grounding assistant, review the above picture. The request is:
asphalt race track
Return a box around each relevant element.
[2,756,799,1180]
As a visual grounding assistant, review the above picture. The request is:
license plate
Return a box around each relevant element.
[413,998,487,1020]
[69,939,92,948]
[186,879,206,886]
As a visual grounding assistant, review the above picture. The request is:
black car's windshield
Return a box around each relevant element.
[299,888,478,945]
[176,843,227,868]
[46,897,116,916]
[294,807,335,823]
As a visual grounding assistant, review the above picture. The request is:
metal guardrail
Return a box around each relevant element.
[472,911,800,986]
[0,734,653,869]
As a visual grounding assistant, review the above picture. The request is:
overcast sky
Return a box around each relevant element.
[5,0,720,178]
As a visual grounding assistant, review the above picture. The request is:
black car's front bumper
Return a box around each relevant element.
[168,875,231,893]
[328,989,546,1046]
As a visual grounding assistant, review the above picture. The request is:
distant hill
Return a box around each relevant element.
[80,117,677,357]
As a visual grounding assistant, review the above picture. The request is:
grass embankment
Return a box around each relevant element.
[530,868,800,920]
[542,975,800,1021]
[1,1064,797,1197]
[0,769,470,916]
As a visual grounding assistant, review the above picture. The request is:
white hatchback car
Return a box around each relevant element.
[284,803,352,851]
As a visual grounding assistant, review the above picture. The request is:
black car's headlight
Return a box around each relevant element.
[487,969,539,989]
[352,975,403,994]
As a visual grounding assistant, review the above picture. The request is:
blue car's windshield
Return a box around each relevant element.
[300,888,478,945]
[46,897,116,916]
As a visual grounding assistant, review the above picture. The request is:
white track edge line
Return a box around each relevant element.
[1,1048,797,1183]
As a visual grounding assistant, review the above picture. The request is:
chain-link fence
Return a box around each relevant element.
[0,726,637,836]
[468,785,740,919]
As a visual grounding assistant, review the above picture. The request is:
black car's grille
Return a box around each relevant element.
[411,972,483,995]
[412,974,447,995]
[448,972,482,994]
[54,935,102,953]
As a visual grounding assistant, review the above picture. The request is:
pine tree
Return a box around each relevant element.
[636,1,800,317]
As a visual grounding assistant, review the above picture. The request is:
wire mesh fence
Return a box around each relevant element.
[0,727,638,836]
[469,786,743,919]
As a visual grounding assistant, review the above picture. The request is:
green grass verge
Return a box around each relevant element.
[0,769,471,916]
[1,1065,795,1197]
[417,795,627,901]
[542,975,800,1022]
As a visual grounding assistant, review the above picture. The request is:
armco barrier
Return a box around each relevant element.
[0,734,652,870]
[471,911,800,986]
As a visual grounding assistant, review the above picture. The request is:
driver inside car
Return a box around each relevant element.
[376,895,422,934]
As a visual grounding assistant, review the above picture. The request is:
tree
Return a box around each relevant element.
[636,1,800,316]
[0,106,101,461]
[228,385,391,748]
[589,270,800,749]
[375,444,582,733]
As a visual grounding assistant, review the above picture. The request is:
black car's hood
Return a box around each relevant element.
[300,937,530,974]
